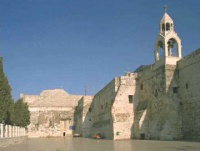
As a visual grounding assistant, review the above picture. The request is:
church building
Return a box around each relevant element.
[74,10,200,140]
[23,10,200,141]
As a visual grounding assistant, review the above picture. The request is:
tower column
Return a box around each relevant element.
[178,43,182,58]
[164,41,169,57]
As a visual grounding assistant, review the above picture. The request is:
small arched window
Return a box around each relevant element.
[162,23,165,32]
[166,23,170,31]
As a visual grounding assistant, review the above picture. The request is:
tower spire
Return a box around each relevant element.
[164,5,167,13]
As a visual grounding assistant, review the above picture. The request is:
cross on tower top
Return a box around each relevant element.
[164,5,167,12]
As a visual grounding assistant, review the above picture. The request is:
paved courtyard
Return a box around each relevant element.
[1,137,200,151]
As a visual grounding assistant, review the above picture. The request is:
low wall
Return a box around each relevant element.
[0,123,27,147]
[0,136,27,147]
[0,124,26,138]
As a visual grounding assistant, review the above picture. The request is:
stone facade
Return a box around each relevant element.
[74,73,135,140]
[178,49,200,140]
[132,64,182,140]
[73,96,93,137]
[131,49,200,140]
[21,89,82,137]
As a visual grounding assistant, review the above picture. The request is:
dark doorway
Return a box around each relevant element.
[63,132,66,137]
[140,133,145,139]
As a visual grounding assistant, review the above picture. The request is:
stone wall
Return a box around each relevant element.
[90,79,116,139]
[112,74,135,140]
[132,63,182,140]
[73,96,93,137]
[178,49,200,140]
[74,49,200,141]
[88,73,135,140]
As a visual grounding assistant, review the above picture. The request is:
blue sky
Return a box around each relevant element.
[0,0,200,100]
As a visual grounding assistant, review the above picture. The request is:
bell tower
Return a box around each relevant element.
[154,6,182,64]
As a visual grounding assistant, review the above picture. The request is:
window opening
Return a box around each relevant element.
[129,95,134,103]
[173,87,178,93]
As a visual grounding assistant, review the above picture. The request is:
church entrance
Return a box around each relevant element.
[60,118,73,136]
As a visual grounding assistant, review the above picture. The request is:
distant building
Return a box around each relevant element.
[21,89,82,137]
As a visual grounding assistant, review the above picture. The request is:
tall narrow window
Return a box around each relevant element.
[186,83,189,89]
[129,95,134,103]
[162,23,165,32]
[140,84,143,90]
[89,108,92,112]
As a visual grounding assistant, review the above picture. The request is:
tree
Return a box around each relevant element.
[0,57,14,124]
[13,99,30,127]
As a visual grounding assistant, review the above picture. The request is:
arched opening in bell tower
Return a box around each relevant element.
[167,38,178,57]
[166,23,170,31]
[157,41,164,59]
